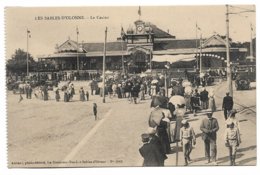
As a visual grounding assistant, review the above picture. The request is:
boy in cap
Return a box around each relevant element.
[180,119,196,166]
[224,121,241,166]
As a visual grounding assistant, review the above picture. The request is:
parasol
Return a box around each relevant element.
[169,95,185,107]
[184,86,193,95]
[140,73,147,78]
[151,79,159,84]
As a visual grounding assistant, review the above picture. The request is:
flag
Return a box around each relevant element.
[138,6,141,16]
[76,27,79,35]
[196,23,201,31]
[27,29,31,38]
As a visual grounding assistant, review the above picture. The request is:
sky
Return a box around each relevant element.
[5,5,255,60]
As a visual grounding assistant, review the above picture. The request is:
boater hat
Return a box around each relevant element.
[141,133,150,143]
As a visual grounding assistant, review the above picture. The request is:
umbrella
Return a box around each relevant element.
[105,70,113,74]
[182,81,192,87]
[151,79,159,84]
[149,108,165,127]
[169,95,185,107]
[140,73,147,78]
[184,86,193,95]
[145,69,152,73]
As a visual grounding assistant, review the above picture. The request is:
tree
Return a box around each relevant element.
[6,48,36,74]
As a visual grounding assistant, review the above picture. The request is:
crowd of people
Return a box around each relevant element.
[138,82,240,166]
[12,70,241,166]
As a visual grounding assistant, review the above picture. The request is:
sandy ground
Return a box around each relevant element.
[7,80,256,167]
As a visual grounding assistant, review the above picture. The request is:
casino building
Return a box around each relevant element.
[38,19,248,74]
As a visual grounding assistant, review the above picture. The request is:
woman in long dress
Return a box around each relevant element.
[208,92,216,112]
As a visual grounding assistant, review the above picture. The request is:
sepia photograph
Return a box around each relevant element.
[5,5,256,168]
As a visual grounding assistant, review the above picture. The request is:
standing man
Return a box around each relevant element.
[200,87,209,110]
[200,111,219,165]
[222,92,234,120]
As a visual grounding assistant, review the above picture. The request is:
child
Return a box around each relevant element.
[86,91,89,101]
[93,103,97,120]
[224,121,241,166]
[180,119,196,166]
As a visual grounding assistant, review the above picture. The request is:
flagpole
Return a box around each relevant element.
[199,33,202,74]
[76,26,79,71]
[250,23,253,60]
[102,27,107,103]
[26,29,29,77]
[195,23,198,69]
[121,27,125,75]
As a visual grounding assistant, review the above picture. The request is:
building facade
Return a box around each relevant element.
[38,19,248,74]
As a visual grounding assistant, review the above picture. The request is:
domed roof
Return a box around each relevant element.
[127,26,134,34]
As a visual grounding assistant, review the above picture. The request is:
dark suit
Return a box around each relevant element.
[200,117,219,162]
[222,96,233,120]
[139,142,167,166]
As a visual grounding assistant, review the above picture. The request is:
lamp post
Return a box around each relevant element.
[226,5,233,97]
[102,27,107,103]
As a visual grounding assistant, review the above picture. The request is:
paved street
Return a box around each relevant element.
[8,81,256,167]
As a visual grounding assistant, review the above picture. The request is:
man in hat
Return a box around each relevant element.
[180,119,196,166]
[200,87,209,110]
[139,133,166,166]
[146,127,167,166]
[200,111,219,165]
[224,121,241,166]
[222,92,234,120]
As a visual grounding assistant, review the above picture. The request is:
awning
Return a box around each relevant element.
[152,54,196,63]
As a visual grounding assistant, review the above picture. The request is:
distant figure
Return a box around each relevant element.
[224,121,241,166]
[55,89,60,102]
[180,119,196,166]
[28,85,32,99]
[93,103,97,120]
[18,93,23,103]
[79,87,85,102]
[222,92,234,120]
[208,92,216,112]
[200,88,209,110]
[200,111,219,165]
[86,91,89,101]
